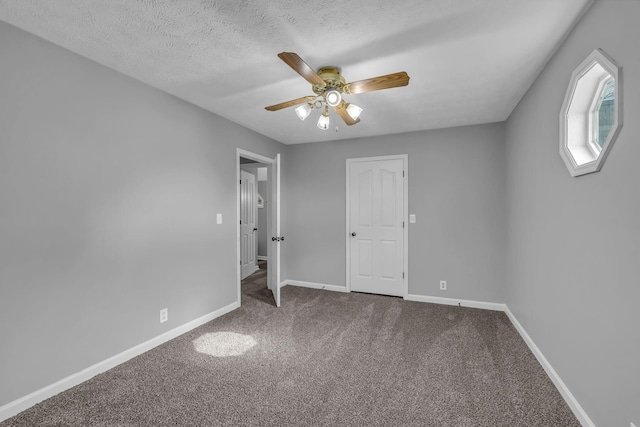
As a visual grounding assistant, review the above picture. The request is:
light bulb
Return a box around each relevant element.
[317,113,330,130]
[325,90,342,107]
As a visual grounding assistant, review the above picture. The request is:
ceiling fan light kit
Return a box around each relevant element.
[295,103,312,121]
[265,52,409,131]
[325,90,342,107]
[317,110,331,130]
[346,103,363,120]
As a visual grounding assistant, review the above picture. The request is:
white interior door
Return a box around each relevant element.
[268,154,281,307]
[349,157,405,297]
[240,170,258,280]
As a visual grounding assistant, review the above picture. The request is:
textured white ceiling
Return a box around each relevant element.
[0,0,592,144]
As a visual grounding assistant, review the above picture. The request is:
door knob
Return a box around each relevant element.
[351,232,356,237]
[272,237,277,242]
[253,228,258,231]
[280,236,285,242]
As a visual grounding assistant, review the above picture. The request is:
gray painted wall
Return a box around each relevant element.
[285,124,506,303]
[0,21,286,406]
[3,2,637,423]
[504,1,640,425]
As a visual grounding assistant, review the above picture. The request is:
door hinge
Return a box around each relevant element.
[403,170,405,178]
[403,272,405,279]
[240,179,242,184]
[402,221,405,228]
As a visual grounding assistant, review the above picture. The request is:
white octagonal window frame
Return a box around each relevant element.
[559,49,622,177]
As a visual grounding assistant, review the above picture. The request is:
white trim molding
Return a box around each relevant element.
[236,148,281,307]
[404,294,506,312]
[0,301,239,423]
[404,294,595,425]
[1,286,595,427]
[503,307,595,427]
[257,255,268,261]
[282,280,349,293]
[559,48,622,177]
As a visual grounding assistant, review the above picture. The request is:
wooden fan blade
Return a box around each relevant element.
[333,101,360,126]
[265,96,315,111]
[344,71,410,94]
[278,52,326,87]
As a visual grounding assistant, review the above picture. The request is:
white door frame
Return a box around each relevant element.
[240,169,258,280]
[345,154,409,297]
[236,148,280,306]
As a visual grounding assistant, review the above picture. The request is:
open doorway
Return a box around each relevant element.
[239,163,262,281]
[236,149,281,308]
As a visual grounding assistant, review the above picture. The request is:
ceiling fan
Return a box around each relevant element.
[265,52,410,130]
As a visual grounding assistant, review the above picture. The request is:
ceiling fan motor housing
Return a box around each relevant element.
[313,67,346,95]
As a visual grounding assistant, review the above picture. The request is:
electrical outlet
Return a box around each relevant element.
[440,280,447,291]
[160,308,168,323]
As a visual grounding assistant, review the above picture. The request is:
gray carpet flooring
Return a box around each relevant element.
[2,262,579,426]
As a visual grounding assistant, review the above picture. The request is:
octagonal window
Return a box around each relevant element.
[559,49,622,177]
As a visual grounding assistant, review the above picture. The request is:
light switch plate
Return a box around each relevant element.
[216,213,222,224]
[409,214,416,223]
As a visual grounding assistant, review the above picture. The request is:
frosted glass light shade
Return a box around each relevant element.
[317,113,330,130]
[325,90,341,107]
[346,103,363,120]
[295,103,312,121]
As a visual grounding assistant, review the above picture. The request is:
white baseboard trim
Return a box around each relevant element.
[1,290,594,427]
[0,301,239,423]
[404,293,506,312]
[503,307,595,427]
[282,280,349,293]
[257,255,268,261]
[405,295,593,425]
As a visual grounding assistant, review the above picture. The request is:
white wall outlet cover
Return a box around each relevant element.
[160,308,168,323]
[440,280,447,290]
[216,213,222,224]
[409,214,416,223]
